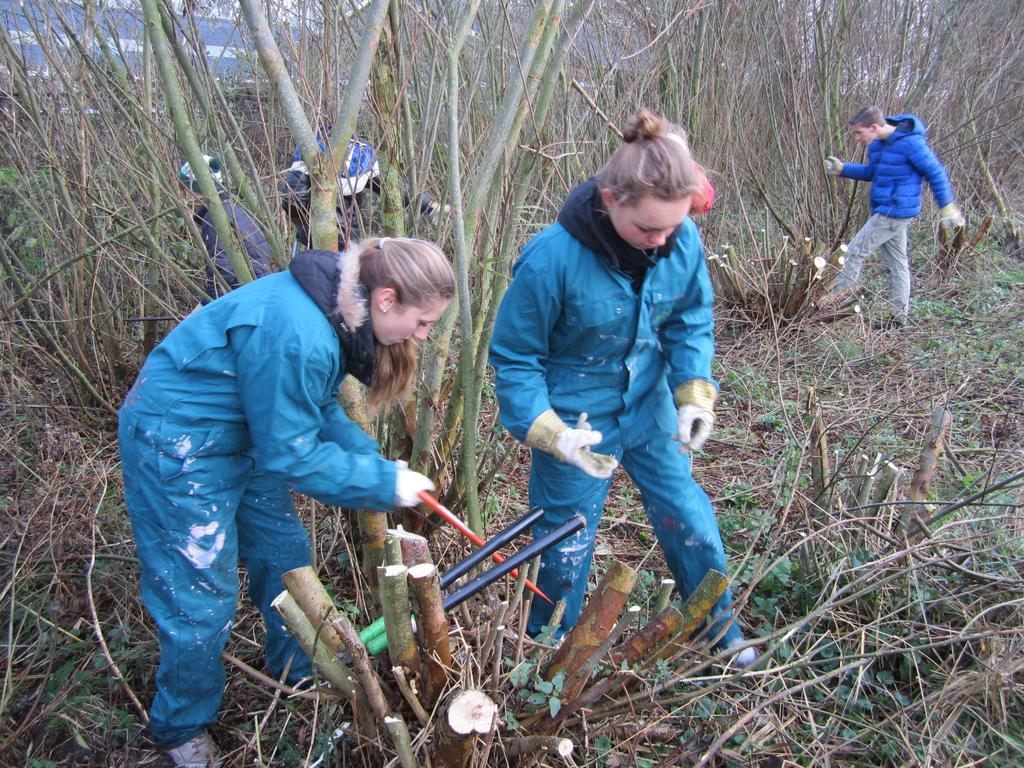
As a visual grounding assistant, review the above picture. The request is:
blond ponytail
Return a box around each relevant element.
[357,237,455,411]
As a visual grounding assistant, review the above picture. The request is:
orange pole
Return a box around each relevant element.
[417,491,554,604]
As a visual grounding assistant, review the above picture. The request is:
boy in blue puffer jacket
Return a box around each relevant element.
[823,106,964,329]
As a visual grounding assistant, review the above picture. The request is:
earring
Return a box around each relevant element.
[381,306,390,314]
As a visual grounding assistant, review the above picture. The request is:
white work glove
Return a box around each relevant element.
[673,379,718,454]
[823,156,844,176]
[675,404,715,453]
[393,460,435,508]
[938,203,965,230]
[526,410,618,480]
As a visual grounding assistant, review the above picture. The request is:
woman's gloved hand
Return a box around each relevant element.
[394,460,435,507]
[676,404,715,453]
[674,379,718,454]
[526,410,618,479]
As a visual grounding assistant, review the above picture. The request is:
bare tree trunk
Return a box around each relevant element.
[408,562,452,706]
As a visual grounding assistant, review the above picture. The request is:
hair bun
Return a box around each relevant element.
[622,108,667,143]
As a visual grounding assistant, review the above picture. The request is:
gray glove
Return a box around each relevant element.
[823,156,844,176]
[676,404,715,453]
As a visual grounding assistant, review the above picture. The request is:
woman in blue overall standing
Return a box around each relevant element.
[490,109,756,667]
[119,238,453,767]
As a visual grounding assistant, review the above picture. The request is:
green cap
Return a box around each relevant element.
[178,154,223,191]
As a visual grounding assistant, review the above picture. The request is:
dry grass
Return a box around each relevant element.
[2,231,1021,767]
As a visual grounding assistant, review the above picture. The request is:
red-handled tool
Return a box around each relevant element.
[417,491,554,604]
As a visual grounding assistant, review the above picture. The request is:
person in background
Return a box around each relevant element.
[179,154,273,300]
[280,136,443,254]
[119,237,454,767]
[822,106,964,329]
[489,108,757,668]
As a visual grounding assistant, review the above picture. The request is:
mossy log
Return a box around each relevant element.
[544,561,636,691]
[281,565,344,654]
[651,569,730,662]
[270,590,355,697]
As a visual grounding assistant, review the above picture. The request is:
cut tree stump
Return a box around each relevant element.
[378,564,420,674]
[270,591,355,697]
[389,526,432,568]
[281,566,344,654]
[609,604,685,668]
[430,689,497,768]
[651,568,730,662]
[407,562,453,706]
[904,406,952,539]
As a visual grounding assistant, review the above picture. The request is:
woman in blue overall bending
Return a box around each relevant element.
[119,238,453,766]
[490,109,756,668]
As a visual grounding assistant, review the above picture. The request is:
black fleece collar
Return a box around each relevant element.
[557,178,678,292]
[288,249,376,386]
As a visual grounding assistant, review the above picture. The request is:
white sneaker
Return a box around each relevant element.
[732,646,758,668]
[722,639,759,669]
[166,731,222,768]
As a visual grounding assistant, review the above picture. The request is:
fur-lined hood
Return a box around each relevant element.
[289,244,375,385]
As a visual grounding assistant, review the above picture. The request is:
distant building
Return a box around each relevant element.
[0,0,253,77]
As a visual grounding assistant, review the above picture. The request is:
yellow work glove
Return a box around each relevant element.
[526,410,618,479]
[938,203,965,229]
[823,156,844,176]
[674,380,717,453]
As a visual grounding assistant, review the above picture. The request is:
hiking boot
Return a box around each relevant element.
[166,731,221,768]
[871,315,907,331]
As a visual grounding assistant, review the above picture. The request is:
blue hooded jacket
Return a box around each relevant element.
[840,114,955,218]
[120,247,394,511]
[489,180,715,449]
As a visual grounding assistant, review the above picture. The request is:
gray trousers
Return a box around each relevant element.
[834,214,912,319]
